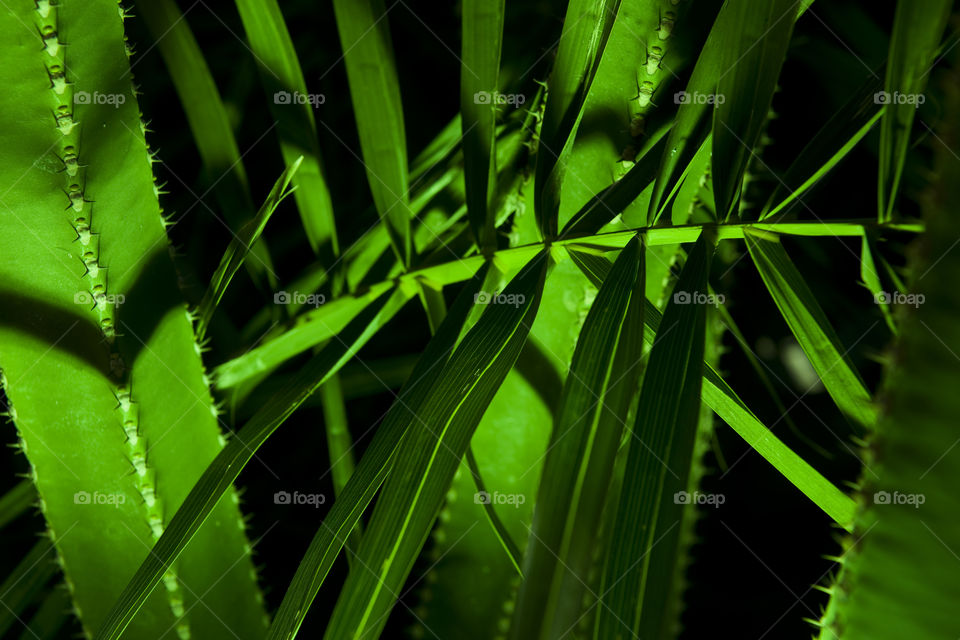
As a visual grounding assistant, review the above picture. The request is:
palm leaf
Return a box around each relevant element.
[536,0,621,238]
[196,157,301,340]
[712,0,796,221]
[332,0,413,267]
[569,246,855,528]
[596,231,714,639]
[744,229,877,430]
[511,235,645,639]
[94,289,404,640]
[461,0,506,251]
[265,263,493,640]
[323,254,549,639]
[877,0,951,222]
[234,0,339,262]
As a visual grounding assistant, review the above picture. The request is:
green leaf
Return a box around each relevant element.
[93,289,404,640]
[818,81,960,638]
[860,232,897,335]
[761,75,883,221]
[701,368,854,530]
[536,0,620,239]
[712,0,796,221]
[135,0,277,287]
[464,446,524,575]
[234,0,339,262]
[265,262,493,640]
[559,129,669,238]
[877,0,952,222]
[318,372,362,566]
[744,229,877,430]
[0,480,35,531]
[413,256,585,640]
[213,282,403,389]
[461,0,506,252]
[511,235,645,640]
[19,587,71,640]
[0,540,57,638]
[0,2,267,636]
[332,0,413,267]
[569,247,855,530]
[597,231,713,640]
[647,0,812,224]
[323,254,549,640]
[553,0,679,231]
[196,156,302,340]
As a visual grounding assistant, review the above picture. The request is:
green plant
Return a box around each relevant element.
[0,1,956,639]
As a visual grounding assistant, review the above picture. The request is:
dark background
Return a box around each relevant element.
[3,0,944,638]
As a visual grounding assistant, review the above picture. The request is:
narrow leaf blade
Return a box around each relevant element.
[196,157,302,339]
[461,0,506,251]
[332,0,413,267]
[94,289,406,640]
[744,229,876,429]
[712,0,796,220]
[511,235,645,640]
[265,263,493,640]
[323,255,549,640]
[597,231,714,639]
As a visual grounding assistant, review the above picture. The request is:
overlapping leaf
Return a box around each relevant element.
[94,289,406,640]
[511,235,645,640]
[235,0,339,262]
[332,0,413,267]
[712,0,797,220]
[265,263,494,640]
[596,231,713,639]
[877,0,952,222]
[744,229,876,430]
[197,157,302,340]
[461,0,506,252]
[536,0,621,238]
[323,254,549,640]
